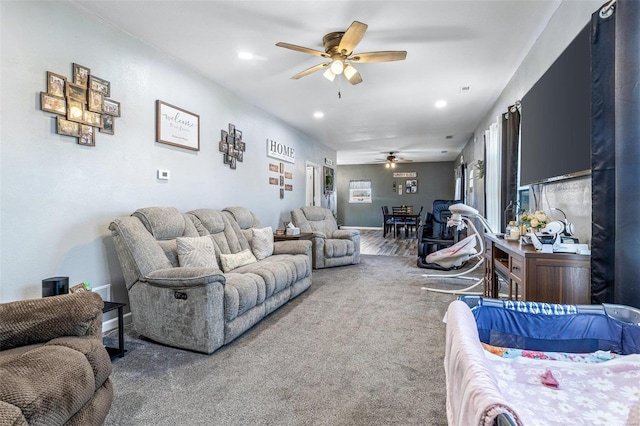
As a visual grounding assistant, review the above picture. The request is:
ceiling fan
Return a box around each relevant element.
[377,152,413,168]
[275,21,407,85]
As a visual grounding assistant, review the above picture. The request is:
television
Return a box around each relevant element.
[519,24,591,186]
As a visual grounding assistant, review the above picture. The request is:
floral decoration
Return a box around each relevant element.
[519,210,551,230]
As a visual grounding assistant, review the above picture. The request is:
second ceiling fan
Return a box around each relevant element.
[276,21,407,85]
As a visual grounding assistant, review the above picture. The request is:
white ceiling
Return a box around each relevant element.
[74,0,561,165]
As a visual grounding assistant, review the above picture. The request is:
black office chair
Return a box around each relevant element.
[417,199,466,269]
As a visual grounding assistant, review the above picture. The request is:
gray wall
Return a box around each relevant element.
[0,1,334,302]
[336,162,455,227]
[457,0,600,246]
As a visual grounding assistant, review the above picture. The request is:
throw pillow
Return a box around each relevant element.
[219,249,258,272]
[251,226,274,260]
[176,236,218,269]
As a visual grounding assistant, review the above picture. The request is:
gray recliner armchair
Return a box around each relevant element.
[290,206,360,269]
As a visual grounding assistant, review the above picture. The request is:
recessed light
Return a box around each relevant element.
[459,86,471,93]
[441,150,448,154]
[435,100,447,108]
[445,135,453,139]
[313,111,324,119]
[237,52,254,60]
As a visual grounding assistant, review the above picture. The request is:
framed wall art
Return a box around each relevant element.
[405,179,418,194]
[57,117,80,137]
[102,98,120,116]
[66,82,86,101]
[100,114,114,134]
[41,63,122,146]
[88,90,104,112]
[79,124,95,146]
[72,63,90,87]
[156,100,200,151]
[269,164,279,172]
[40,93,66,115]
[89,75,110,96]
[219,123,246,169]
[47,71,66,97]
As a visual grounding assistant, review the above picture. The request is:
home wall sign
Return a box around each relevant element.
[156,100,200,151]
[40,63,121,146]
[266,139,295,163]
[218,123,246,169]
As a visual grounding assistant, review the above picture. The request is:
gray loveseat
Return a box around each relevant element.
[109,206,312,354]
[290,206,360,269]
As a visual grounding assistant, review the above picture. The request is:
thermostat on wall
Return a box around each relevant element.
[157,169,170,180]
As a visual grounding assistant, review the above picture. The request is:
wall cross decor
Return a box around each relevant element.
[219,123,246,169]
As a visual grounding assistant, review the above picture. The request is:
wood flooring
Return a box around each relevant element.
[354,227,418,257]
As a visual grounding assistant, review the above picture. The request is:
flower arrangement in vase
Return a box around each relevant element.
[519,210,551,233]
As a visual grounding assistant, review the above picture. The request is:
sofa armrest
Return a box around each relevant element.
[143,267,225,288]
[0,292,103,351]
[273,240,312,256]
[331,229,359,239]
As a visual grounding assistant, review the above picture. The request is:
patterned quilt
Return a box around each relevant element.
[484,343,640,425]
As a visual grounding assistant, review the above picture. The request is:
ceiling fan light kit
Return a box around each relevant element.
[276,20,407,85]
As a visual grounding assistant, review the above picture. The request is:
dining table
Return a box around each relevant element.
[384,211,420,238]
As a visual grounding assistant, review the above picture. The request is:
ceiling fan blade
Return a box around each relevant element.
[276,42,329,58]
[291,62,329,79]
[338,21,368,56]
[350,51,407,63]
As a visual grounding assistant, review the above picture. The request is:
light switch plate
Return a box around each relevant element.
[157,169,170,180]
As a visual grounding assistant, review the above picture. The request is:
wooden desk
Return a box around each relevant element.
[484,233,591,304]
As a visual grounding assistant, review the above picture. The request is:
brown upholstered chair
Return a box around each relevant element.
[0,292,113,425]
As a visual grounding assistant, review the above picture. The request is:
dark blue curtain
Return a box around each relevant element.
[590,2,616,304]
[614,0,640,308]
[591,0,640,308]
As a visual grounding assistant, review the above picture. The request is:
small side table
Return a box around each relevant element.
[102,301,127,359]
[274,232,314,242]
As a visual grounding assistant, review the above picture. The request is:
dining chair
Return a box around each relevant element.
[381,206,396,237]
[405,206,423,238]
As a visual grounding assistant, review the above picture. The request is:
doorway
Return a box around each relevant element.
[305,162,321,207]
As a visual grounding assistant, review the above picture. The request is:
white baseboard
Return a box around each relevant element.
[102,312,132,333]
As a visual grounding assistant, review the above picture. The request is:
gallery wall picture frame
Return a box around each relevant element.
[83,110,103,128]
[219,141,228,153]
[280,175,284,186]
[57,116,80,137]
[66,98,84,123]
[102,98,120,116]
[269,177,278,185]
[87,90,104,113]
[78,125,95,146]
[405,179,418,194]
[66,82,86,101]
[279,163,284,174]
[285,172,293,179]
[285,184,293,191]
[47,71,66,97]
[40,92,66,115]
[229,156,237,170]
[269,164,279,172]
[72,63,90,87]
[156,100,200,151]
[89,75,110,96]
[100,114,114,134]
[280,188,284,199]
[229,123,235,135]
[235,129,242,140]
[41,63,122,145]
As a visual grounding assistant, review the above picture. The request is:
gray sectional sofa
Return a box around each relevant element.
[109,206,312,354]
